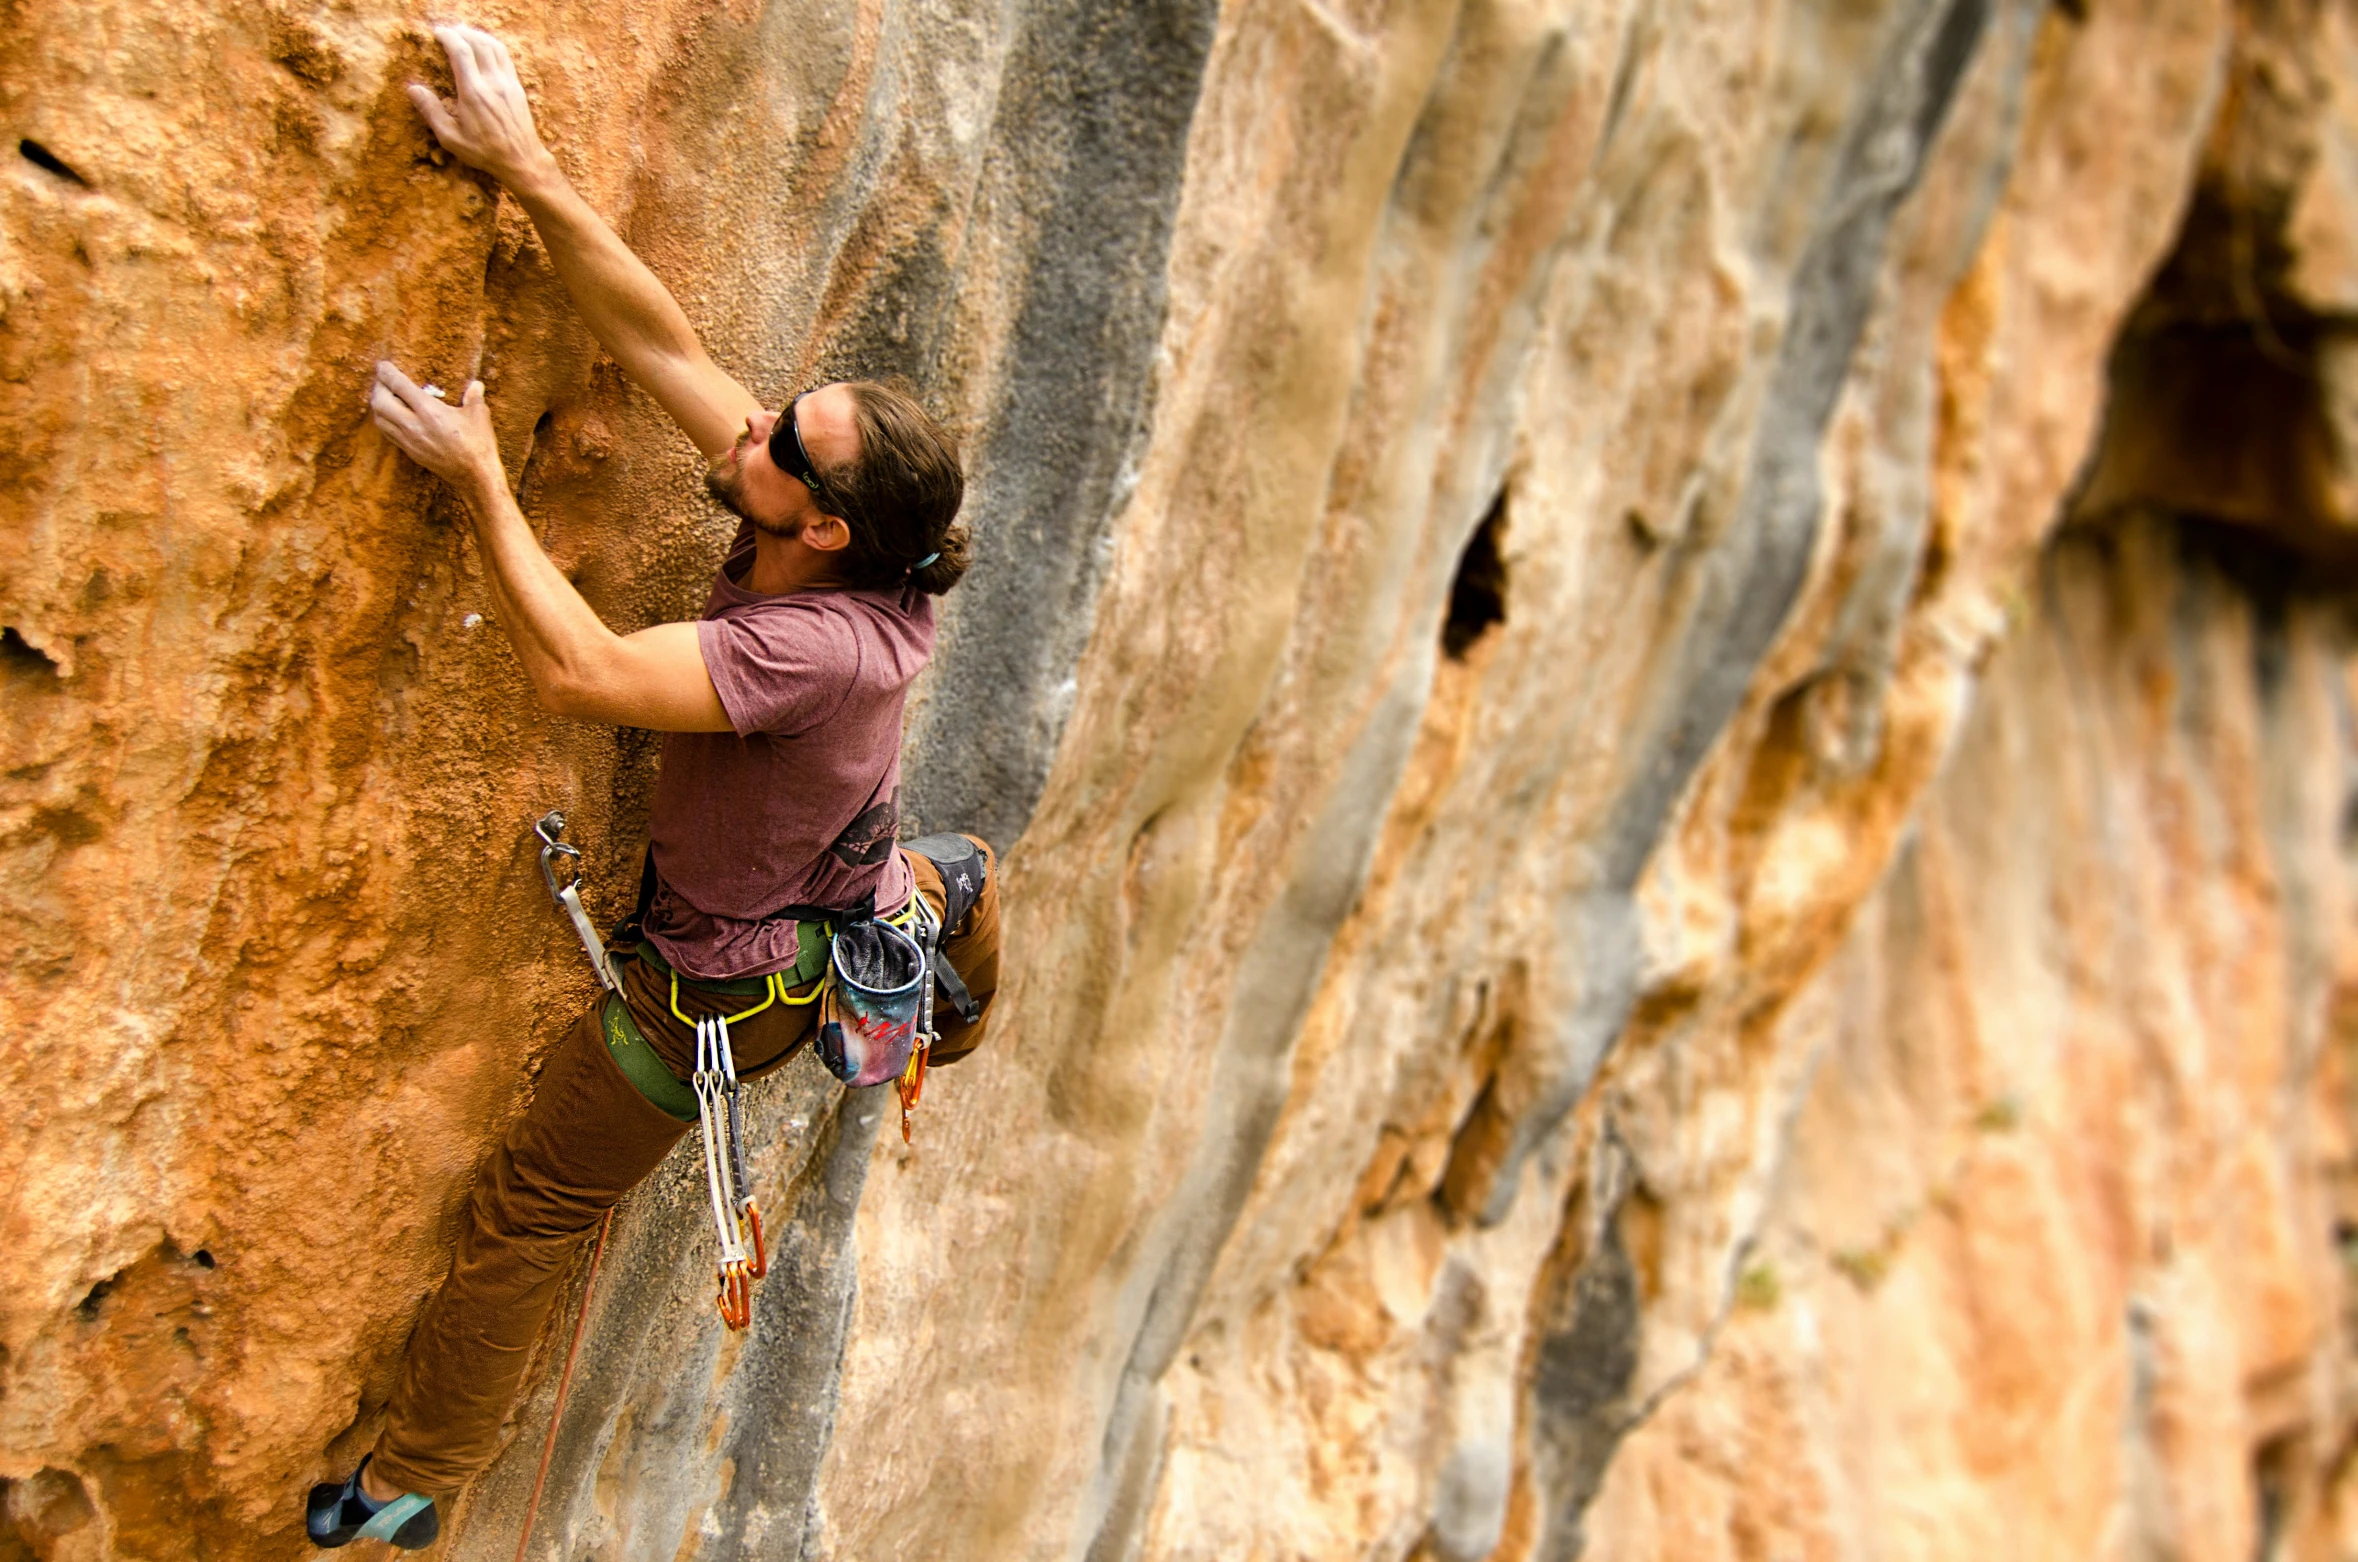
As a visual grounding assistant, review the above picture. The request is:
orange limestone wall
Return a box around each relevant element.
[6,0,2358,1557]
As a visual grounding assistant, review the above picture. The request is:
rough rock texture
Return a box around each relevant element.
[1582,4,2358,1556]
[1582,513,2358,1561]
[7,0,2358,1560]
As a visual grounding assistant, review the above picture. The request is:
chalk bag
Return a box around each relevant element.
[817,917,926,1088]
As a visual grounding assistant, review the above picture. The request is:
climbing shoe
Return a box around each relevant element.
[305,1455,439,1550]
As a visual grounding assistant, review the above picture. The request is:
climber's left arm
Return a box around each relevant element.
[406,24,761,461]
[367,361,734,732]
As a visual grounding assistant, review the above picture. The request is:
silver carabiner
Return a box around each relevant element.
[535,811,619,991]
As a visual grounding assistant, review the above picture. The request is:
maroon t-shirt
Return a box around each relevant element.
[643,528,931,979]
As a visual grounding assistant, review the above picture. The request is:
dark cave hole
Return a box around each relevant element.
[19,139,89,186]
[1443,489,1509,661]
[75,1277,114,1321]
[193,1249,216,1270]
[1,627,61,683]
[2071,121,2358,589]
[516,407,556,500]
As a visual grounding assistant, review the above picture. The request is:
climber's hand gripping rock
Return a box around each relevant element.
[368,363,501,496]
[402,24,766,461]
[406,24,557,193]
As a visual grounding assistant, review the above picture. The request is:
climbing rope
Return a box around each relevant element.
[513,1204,611,1562]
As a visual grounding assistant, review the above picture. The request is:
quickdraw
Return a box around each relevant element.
[895,893,940,1144]
[691,1013,768,1330]
[535,812,618,991]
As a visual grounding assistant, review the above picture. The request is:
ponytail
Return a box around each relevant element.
[819,378,970,595]
[909,520,972,595]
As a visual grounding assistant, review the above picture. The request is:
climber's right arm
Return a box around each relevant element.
[407,24,762,461]
[368,363,736,732]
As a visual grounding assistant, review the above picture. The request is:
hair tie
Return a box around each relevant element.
[913,551,941,569]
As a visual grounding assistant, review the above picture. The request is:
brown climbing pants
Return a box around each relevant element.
[369,843,1001,1496]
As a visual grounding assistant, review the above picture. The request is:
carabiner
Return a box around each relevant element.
[742,1200,768,1281]
[534,811,618,991]
[897,1039,930,1144]
[716,1263,753,1331]
[534,811,582,900]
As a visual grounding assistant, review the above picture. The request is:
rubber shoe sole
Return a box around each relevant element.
[306,1463,439,1550]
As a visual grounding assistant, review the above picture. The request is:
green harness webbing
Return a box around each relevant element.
[601,996,697,1122]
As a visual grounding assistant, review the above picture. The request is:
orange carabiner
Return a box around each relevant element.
[743,1201,768,1281]
[716,1263,753,1331]
[896,1039,931,1144]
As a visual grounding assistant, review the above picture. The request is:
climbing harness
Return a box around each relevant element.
[534,811,618,992]
[539,816,990,1329]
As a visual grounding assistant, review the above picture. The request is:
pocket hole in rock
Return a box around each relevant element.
[1443,489,1508,661]
[19,139,89,186]
[2,626,61,684]
[516,407,556,501]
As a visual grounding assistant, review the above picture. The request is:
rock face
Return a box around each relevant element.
[1583,513,2358,1561]
[6,1,2358,1560]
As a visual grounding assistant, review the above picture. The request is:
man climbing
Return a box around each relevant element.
[305,24,1002,1551]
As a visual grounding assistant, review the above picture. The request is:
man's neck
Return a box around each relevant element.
[741,525,846,595]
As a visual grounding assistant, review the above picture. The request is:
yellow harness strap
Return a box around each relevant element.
[665,898,925,1028]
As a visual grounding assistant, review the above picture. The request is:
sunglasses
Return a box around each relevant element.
[765,392,841,515]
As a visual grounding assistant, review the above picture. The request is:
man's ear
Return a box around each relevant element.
[805,514,852,553]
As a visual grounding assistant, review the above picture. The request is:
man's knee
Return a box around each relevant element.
[929,835,1000,1065]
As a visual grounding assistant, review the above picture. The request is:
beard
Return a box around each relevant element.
[703,454,803,540]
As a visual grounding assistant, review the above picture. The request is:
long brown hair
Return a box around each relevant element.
[817,379,970,594]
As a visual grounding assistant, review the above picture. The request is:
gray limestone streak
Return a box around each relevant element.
[1061,0,2020,1554]
[445,1,1222,1552]
[902,0,1223,849]
[1517,0,2015,1550]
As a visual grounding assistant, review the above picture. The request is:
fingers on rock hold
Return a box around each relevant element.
[444,29,485,93]
[376,360,422,397]
[406,83,459,136]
